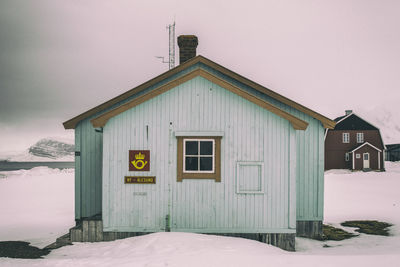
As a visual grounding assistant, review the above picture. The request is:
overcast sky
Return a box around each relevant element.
[1,0,399,151]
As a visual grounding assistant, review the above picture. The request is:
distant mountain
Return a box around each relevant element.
[28,138,75,159]
[0,137,74,162]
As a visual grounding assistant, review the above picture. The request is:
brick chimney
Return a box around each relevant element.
[177,35,198,64]
[345,110,353,115]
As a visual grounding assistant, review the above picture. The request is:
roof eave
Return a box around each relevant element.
[196,56,336,129]
[63,56,204,129]
[64,54,335,130]
[350,142,382,153]
[91,68,309,131]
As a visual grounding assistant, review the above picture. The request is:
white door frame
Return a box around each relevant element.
[363,153,370,169]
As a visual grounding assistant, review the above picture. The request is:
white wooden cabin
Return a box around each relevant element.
[63,35,335,251]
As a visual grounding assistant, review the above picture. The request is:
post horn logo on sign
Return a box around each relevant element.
[129,150,150,171]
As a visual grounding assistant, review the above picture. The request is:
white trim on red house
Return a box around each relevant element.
[342,132,350,143]
[356,132,364,143]
[324,128,328,140]
[351,143,382,170]
[325,112,386,151]
[324,113,354,141]
[350,142,382,153]
[378,152,381,169]
[336,112,354,125]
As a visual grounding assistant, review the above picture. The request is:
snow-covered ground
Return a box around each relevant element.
[0,163,400,266]
[0,167,75,248]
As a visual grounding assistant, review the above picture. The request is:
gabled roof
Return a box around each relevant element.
[334,112,378,130]
[91,68,309,130]
[63,55,336,130]
[325,112,385,149]
[334,115,346,122]
[350,142,382,153]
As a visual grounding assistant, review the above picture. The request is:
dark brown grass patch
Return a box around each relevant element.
[341,220,392,236]
[0,241,50,259]
[320,224,357,241]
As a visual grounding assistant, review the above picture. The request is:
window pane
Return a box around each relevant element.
[200,141,213,155]
[357,133,364,143]
[200,157,213,171]
[185,157,198,171]
[185,141,198,155]
[343,133,349,143]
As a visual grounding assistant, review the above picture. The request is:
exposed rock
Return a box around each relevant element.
[28,138,74,159]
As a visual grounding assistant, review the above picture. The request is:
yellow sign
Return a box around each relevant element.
[129,150,150,171]
[131,152,148,169]
[125,176,156,184]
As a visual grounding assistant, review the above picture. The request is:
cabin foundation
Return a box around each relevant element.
[70,217,296,251]
[296,220,323,239]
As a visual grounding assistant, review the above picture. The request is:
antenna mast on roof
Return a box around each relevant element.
[167,21,175,69]
[155,21,176,70]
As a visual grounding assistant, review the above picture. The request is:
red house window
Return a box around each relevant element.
[343,133,350,143]
[357,133,364,143]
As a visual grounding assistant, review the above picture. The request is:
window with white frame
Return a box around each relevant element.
[356,133,364,143]
[342,133,350,143]
[183,139,215,173]
[345,153,350,161]
[356,154,361,159]
[176,135,221,182]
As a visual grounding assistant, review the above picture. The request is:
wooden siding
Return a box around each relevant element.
[199,63,324,221]
[295,119,324,220]
[76,61,324,223]
[325,130,385,170]
[74,125,81,219]
[386,145,400,161]
[75,119,103,219]
[91,69,309,130]
[74,64,200,220]
[352,146,382,170]
[102,76,296,233]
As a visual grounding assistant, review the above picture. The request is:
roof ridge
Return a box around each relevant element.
[90,68,310,131]
[63,55,335,129]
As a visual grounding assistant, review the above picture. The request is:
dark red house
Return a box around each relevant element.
[325,110,385,171]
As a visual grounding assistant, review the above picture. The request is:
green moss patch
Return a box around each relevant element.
[341,220,392,236]
[320,224,357,241]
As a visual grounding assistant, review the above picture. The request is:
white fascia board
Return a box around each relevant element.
[378,152,381,169]
[324,128,329,141]
[336,112,379,130]
[335,112,354,125]
[350,142,382,153]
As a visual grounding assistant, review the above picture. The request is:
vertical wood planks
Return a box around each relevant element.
[75,125,81,220]
[102,76,295,233]
[204,64,325,222]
